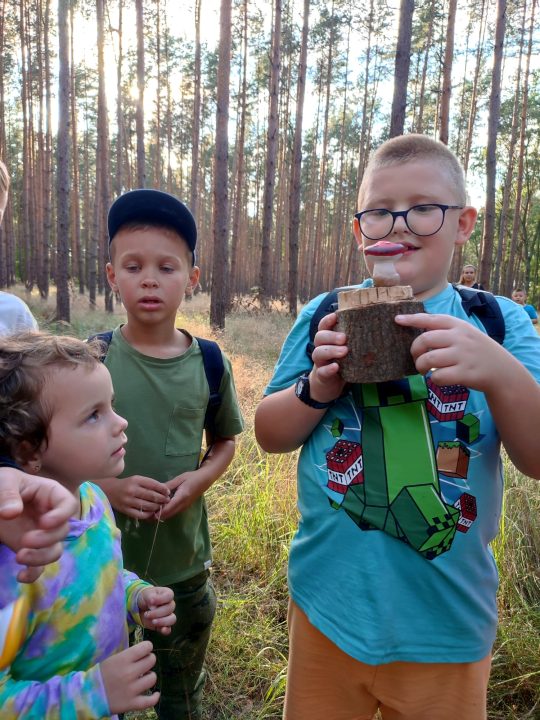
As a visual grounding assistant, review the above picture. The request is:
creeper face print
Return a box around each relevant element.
[323,374,479,560]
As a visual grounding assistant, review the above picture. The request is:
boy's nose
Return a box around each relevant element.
[392,214,409,234]
[141,276,158,287]
[114,412,128,433]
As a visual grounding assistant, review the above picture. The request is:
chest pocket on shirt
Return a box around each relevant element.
[165,405,206,456]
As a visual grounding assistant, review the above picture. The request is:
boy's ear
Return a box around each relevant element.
[14,441,43,475]
[352,216,363,251]
[189,265,200,289]
[106,262,118,293]
[455,206,478,247]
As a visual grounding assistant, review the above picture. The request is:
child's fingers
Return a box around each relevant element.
[16,564,45,583]
[131,690,160,711]
[312,342,348,365]
[16,543,63,569]
[148,608,176,622]
[311,361,342,380]
[314,329,347,349]
[128,639,154,660]
[20,525,70,550]
[395,312,462,330]
[0,490,23,518]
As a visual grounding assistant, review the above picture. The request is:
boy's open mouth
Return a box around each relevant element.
[401,243,419,252]
[139,296,162,306]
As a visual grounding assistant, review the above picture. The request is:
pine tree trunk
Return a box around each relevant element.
[190,0,201,220]
[259,0,281,304]
[389,0,414,138]
[135,0,146,187]
[439,0,457,145]
[479,0,506,289]
[503,0,534,296]
[210,0,231,330]
[56,0,71,322]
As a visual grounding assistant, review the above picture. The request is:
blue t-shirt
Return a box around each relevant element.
[523,303,537,320]
[265,283,540,664]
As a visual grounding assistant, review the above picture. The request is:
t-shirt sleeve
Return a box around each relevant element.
[265,292,329,395]
[498,296,540,381]
[214,353,245,437]
[525,304,538,320]
[124,572,153,629]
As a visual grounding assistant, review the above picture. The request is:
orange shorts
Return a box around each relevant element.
[284,599,491,720]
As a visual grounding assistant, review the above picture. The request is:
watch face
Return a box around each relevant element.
[297,376,307,397]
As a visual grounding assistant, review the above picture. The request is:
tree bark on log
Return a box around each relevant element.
[336,286,424,383]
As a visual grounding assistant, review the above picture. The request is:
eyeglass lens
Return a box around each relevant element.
[360,205,445,240]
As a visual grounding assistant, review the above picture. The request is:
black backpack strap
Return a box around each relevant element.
[87,330,113,361]
[195,337,225,436]
[307,287,357,360]
[454,285,505,345]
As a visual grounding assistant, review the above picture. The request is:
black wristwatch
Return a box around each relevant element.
[294,373,334,409]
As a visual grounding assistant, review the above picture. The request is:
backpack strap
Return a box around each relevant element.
[195,337,225,436]
[453,285,505,345]
[307,286,357,360]
[87,330,113,361]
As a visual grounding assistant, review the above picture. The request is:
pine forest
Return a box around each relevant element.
[0,0,539,323]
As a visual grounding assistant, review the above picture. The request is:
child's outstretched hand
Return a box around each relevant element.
[310,311,349,403]
[395,312,506,391]
[138,586,176,635]
[0,469,78,583]
[100,640,159,714]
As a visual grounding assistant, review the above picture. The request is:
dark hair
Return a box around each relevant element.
[0,332,102,460]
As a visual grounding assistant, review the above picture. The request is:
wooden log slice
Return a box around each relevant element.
[336,287,424,383]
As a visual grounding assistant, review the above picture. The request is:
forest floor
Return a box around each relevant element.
[13,286,540,720]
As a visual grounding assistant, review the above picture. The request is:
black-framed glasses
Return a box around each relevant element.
[354,204,464,241]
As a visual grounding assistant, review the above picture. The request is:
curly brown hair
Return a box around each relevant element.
[0,332,103,462]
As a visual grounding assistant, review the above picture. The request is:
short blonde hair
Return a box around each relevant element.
[358,134,467,207]
[0,160,9,197]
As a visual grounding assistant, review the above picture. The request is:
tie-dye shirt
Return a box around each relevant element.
[0,482,151,719]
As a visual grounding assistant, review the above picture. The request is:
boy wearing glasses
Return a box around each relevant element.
[255,134,540,720]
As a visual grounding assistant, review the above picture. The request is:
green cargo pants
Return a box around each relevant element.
[145,570,217,720]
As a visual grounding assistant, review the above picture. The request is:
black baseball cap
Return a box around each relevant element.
[107,189,197,256]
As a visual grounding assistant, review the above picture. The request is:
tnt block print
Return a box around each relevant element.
[326,440,363,494]
[427,378,469,421]
[436,441,470,479]
[453,493,477,533]
[457,413,480,443]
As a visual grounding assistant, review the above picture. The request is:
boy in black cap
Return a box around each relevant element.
[97,189,244,719]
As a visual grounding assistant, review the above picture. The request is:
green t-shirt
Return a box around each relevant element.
[105,326,244,585]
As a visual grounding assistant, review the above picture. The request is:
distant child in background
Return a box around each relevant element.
[0,332,176,719]
[459,263,484,290]
[255,134,540,720]
[511,288,537,324]
[95,189,244,720]
[0,161,38,335]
